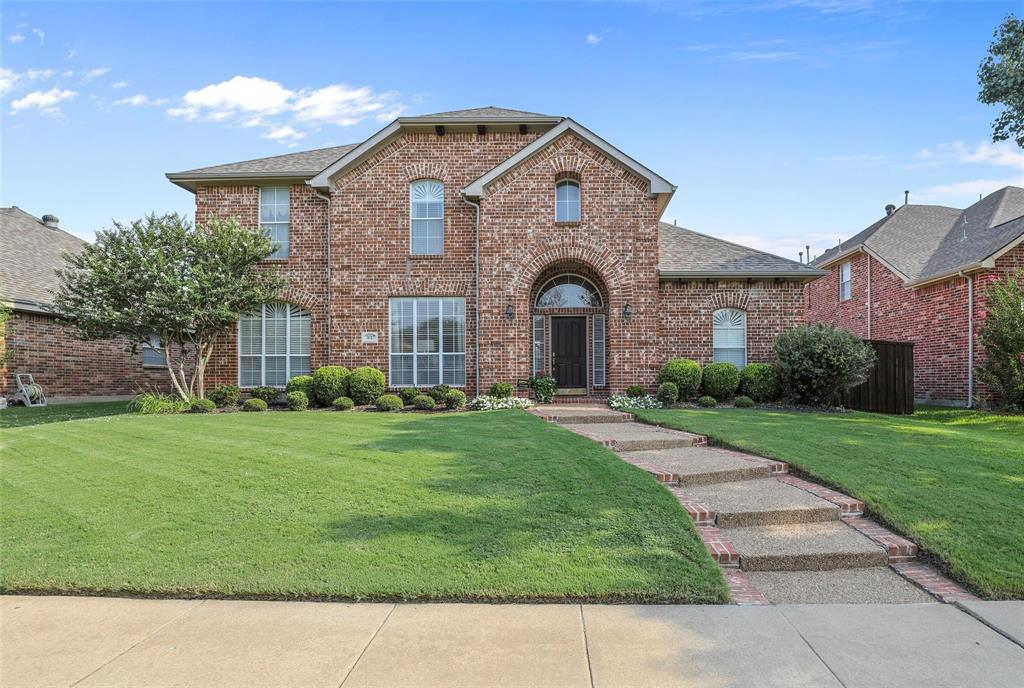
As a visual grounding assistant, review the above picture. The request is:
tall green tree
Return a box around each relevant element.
[978,13,1024,147]
[976,269,1024,409]
[53,213,283,400]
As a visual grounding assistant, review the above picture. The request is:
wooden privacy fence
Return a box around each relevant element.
[842,340,914,415]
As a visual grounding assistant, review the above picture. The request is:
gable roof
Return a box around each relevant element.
[403,106,560,122]
[811,187,1024,286]
[166,144,359,191]
[658,223,824,279]
[0,207,85,311]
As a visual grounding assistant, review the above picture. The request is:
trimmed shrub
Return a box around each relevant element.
[413,394,436,410]
[286,390,309,411]
[740,363,779,402]
[698,395,717,408]
[428,384,452,404]
[774,324,875,406]
[528,375,556,403]
[349,367,387,405]
[489,381,514,398]
[375,394,403,412]
[129,393,189,415]
[242,398,268,412]
[626,385,646,398]
[657,381,679,405]
[399,388,422,405]
[733,395,754,408]
[189,398,217,414]
[658,359,702,399]
[332,396,355,411]
[444,389,467,409]
[250,386,279,404]
[702,362,741,400]
[311,366,350,407]
[285,375,314,398]
[208,384,241,408]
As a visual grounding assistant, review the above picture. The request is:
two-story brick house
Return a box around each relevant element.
[805,187,1024,406]
[168,107,822,398]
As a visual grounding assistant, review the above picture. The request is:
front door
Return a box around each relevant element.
[552,317,586,389]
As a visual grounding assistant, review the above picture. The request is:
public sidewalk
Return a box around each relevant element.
[2,595,1022,687]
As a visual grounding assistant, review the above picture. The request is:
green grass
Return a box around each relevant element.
[632,406,1024,599]
[0,401,130,428]
[0,406,727,603]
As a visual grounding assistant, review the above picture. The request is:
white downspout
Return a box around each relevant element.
[312,187,332,362]
[463,196,481,396]
[866,255,872,339]
[965,272,974,408]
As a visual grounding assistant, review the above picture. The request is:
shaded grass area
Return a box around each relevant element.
[0,409,727,602]
[632,406,1024,599]
[0,401,130,428]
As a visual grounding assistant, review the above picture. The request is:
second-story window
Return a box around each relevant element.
[839,261,852,301]
[556,179,581,222]
[410,180,444,255]
[260,186,290,260]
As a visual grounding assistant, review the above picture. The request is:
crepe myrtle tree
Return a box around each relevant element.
[52,213,284,400]
[978,13,1024,147]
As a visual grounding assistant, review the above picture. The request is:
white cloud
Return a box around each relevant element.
[25,68,55,80]
[913,141,1024,205]
[82,67,111,81]
[111,80,128,89]
[293,84,402,126]
[585,33,603,45]
[0,68,16,96]
[115,93,168,107]
[261,125,305,143]
[10,88,77,117]
[171,75,294,121]
[0,67,56,96]
[8,32,26,43]
[32,28,44,45]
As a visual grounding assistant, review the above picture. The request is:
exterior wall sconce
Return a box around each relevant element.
[505,304,515,322]
[622,303,633,322]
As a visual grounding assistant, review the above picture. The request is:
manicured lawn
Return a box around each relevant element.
[0,401,130,428]
[632,406,1024,599]
[0,406,727,602]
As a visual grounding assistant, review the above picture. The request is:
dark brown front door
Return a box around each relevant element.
[552,317,586,388]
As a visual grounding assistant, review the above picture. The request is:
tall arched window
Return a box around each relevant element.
[410,180,444,255]
[555,179,580,222]
[239,303,311,387]
[713,308,747,368]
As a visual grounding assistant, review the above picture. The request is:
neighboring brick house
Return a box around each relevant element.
[167,107,822,399]
[0,207,172,401]
[805,187,1024,406]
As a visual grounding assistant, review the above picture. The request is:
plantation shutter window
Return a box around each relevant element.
[555,180,581,222]
[410,180,444,255]
[713,308,747,369]
[260,186,290,260]
[237,302,311,387]
[839,261,852,301]
[389,297,466,387]
[592,314,606,387]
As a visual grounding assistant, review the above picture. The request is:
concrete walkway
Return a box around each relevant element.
[2,595,1022,687]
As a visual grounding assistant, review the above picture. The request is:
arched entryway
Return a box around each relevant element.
[530,267,609,394]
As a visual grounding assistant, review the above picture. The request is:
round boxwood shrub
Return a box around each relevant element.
[375,394,403,412]
[625,384,646,398]
[698,395,717,408]
[311,366,350,407]
[740,363,779,402]
[733,395,755,408]
[443,389,467,409]
[190,398,217,414]
[489,381,514,398]
[286,390,309,411]
[285,375,314,398]
[332,396,355,411]
[399,388,422,405]
[250,386,279,404]
[242,398,268,412]
[349,367,387,405]
[658,359,702,399]
[656,381,679,405]
[413,394,436,410]
[428,384,452,404]
[702,362,741,400]
[774,324,875,406]
[208,384,241,408]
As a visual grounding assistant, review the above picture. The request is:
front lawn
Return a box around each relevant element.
[0,406,727,602]
[632,406,1024,599]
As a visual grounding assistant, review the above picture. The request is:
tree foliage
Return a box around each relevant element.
[976,270,1024,409]
[978,14,1024,147]
[52,213,283,400]
[773,324,875,407]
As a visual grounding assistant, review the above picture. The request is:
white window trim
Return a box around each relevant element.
[555,178,581,223]
[259,186,290,260]
[409,179,444,256]
[839,261,852,301]
[712,308,747,369]
[237,303,310,388]
[388,297,466,387]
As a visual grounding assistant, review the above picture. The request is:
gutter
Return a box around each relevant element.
[905,262,986,289]
[462,196,482,396]
[657,269,826,280]
[311,186,333,363]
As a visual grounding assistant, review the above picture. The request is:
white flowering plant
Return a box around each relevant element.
[608,394,663,410]
[468,395,535,411]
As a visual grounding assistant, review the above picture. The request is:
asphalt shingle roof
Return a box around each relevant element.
[0,207,85,308]
[408,106,560,120]
[170,143,358,177]
[811,186,1024,283]
[658,223,823,277]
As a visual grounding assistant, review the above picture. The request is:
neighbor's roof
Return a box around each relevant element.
[658,223,824,279]
[0,207,85,311]
[811,186,1024,285]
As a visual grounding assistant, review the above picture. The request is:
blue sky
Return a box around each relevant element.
[2,1,1022,262]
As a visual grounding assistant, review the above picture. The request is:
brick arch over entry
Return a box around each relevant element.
[530,261,610,308]
[708,290,751,312]
[511,243,634,304]
[277,284,323,312]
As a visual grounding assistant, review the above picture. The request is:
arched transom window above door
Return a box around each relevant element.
[535,274,604,309]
